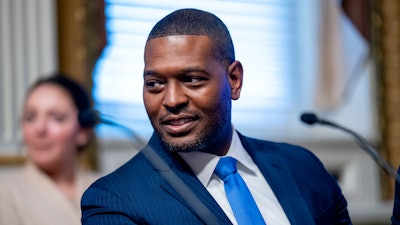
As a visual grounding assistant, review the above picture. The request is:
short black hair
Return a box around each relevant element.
[147,8,235,68]
[26,73,96,128]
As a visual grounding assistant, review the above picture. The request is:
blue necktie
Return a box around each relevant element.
[214,157,266,225]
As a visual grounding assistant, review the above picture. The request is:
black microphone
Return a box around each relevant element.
[300,112,400,184]
[79,109,102,128]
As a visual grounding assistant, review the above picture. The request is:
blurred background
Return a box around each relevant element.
[0,0,399,224]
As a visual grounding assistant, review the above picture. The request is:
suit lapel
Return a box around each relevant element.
[144,133,318,224]
[160,168,232,224]
[144,134,232,225]
[239,134,316,225]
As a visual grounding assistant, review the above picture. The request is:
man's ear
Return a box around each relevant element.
[227,61,243,100]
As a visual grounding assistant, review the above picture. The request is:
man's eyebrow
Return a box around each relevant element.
[180,68,208,74]
[143,70,159,76]
[143,68,209,77]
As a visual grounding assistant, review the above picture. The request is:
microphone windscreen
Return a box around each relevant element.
[78,109,100,127]
[300,113,318,125]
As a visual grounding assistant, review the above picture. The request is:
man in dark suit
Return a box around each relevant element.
[81,8,352,225]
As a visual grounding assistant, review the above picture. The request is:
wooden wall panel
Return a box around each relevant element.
[56,0,106,170]
[372,0,400,199]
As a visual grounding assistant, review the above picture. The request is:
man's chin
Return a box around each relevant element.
[162,136,205,153]
[164,142,198,153]
[157,127,213,153]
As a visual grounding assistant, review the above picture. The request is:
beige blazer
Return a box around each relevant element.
[0,162,101,225]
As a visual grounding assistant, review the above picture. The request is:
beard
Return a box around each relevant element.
[157,93,232,153]
[164,135,207,153]
[163,112,229,153]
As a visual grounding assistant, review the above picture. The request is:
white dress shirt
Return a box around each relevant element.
[179,128,290,225]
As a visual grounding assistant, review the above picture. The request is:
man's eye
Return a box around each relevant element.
[145,80,162,87]
[182,77,205,85]
[146,81,157,87]
[145,80,164,92]
[185,77,199,83]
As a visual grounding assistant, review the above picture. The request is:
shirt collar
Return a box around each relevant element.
[178,128,256,187]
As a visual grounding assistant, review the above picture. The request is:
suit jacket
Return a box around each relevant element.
[81,132,352,225]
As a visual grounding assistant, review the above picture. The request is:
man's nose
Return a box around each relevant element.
[162,82,189,113]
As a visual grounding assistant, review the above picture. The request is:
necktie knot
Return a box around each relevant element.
[215,157,237,181]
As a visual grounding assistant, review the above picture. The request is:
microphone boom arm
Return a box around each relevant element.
[319,119,400,184]
[300,112,400,184]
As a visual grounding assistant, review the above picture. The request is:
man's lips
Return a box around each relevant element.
[161,115,199,135]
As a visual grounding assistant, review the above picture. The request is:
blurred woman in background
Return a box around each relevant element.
[0,73,101,225]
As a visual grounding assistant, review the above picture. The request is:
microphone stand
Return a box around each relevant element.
[302,113,400,184]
